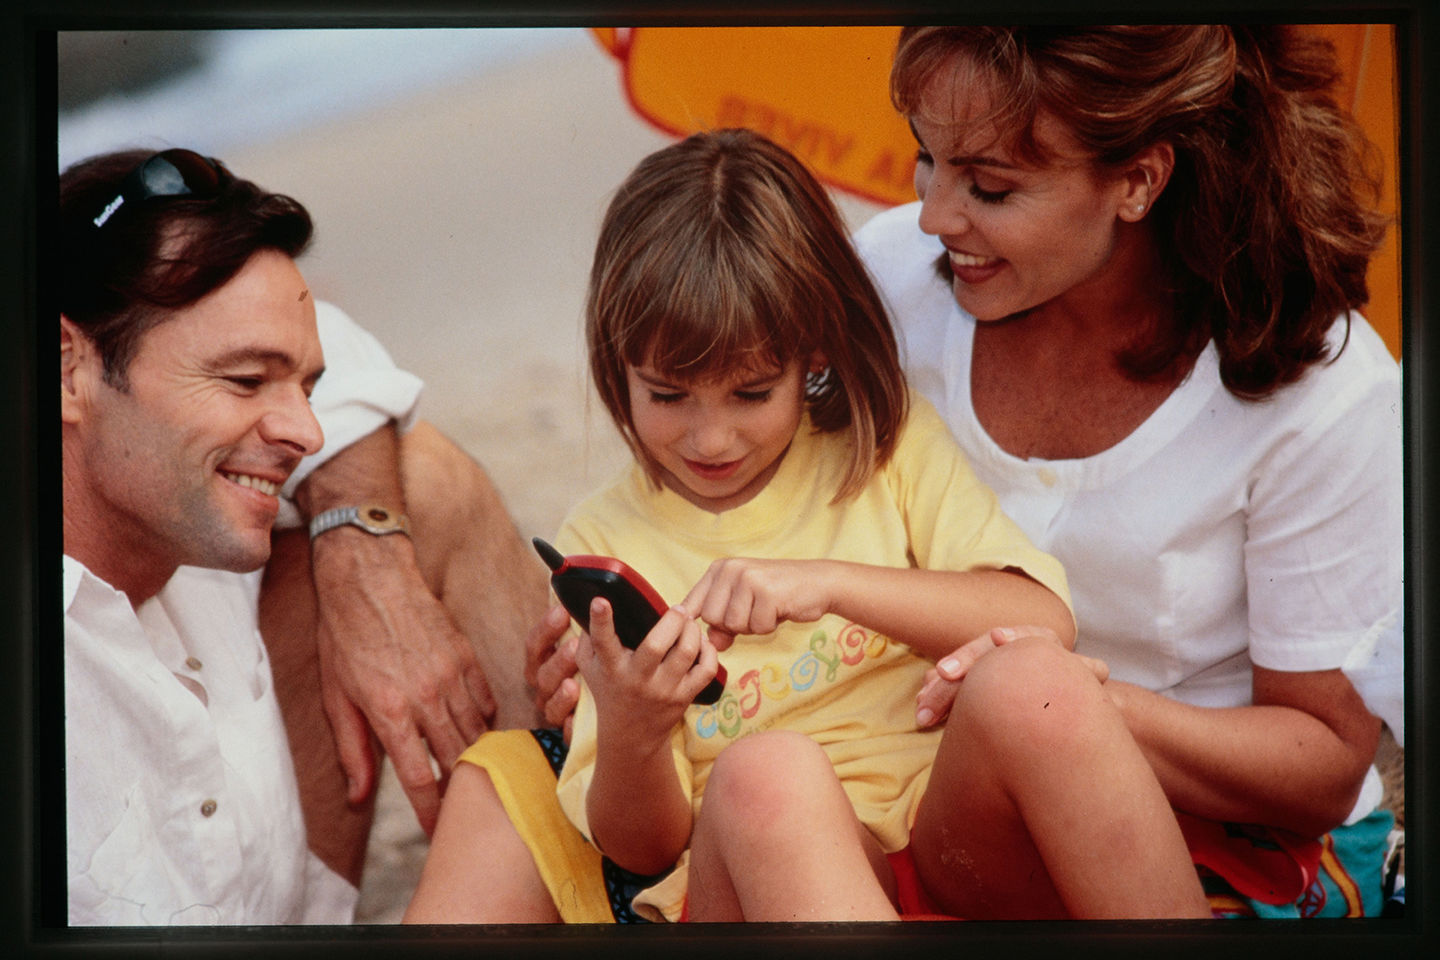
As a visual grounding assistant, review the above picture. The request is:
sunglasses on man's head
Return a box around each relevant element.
[91,149,231,230]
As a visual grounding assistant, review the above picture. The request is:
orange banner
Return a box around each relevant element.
[594,25,1400,359]
[594,26,917,207]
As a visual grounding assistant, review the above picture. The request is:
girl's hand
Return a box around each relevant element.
[915,626,1110,728]
[577,597,720,746]
[681,557,829,647]
[526,603,581,741]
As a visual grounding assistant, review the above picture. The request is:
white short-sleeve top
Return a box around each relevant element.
[854,203,1404,776]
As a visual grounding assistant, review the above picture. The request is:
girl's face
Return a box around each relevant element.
[909,70,1137,322]
[626,355,810,513]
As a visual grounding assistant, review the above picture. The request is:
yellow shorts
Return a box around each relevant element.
[456,729,616,922]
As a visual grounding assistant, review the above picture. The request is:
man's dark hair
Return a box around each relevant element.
[59,149,314,388]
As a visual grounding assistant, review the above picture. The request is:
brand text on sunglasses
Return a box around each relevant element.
[92,194,126,228]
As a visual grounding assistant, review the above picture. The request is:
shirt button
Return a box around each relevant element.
[200,799,218,817]
[1037,468,1058,487]
[185,657,203,671]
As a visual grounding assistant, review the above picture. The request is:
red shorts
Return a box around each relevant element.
[1175,810,1323,905]
[888,846,961,920]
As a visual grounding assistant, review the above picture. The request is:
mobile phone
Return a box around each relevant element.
[533,537,725,705]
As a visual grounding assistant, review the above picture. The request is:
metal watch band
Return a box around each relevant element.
[308,504,411,540]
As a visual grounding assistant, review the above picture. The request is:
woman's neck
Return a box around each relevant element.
[1017,223,1176,350]
[969,229,1200,460]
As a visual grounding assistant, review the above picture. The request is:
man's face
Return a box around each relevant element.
[65,249,325,583]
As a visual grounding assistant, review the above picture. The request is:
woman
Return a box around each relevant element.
[425,24,1401,922]
[850,24,1400,919]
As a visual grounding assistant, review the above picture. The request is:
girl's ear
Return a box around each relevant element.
[807,350,829,375]
[1117,142,1175,223]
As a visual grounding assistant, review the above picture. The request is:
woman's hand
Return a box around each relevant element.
[578,598,721,748]
[915,625,1110,728]
[681,557,830,647]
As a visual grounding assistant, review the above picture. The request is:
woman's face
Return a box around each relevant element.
[910,71,1137,322]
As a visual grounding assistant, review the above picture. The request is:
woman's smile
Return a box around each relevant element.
[946,246,1005,284]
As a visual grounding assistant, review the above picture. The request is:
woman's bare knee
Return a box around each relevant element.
[949,636,1113,758]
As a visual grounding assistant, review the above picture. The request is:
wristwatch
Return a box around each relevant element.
[308,503,411,540]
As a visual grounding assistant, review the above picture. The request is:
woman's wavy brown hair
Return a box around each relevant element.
[891,25,1389,399]
[586,128,908,501]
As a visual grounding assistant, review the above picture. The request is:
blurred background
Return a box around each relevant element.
[57,27,898,542]
[57,26,892,921]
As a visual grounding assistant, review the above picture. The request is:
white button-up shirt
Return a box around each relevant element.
[64,558,356,924]
[62,301,421,925]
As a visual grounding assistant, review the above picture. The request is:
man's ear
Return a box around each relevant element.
[61,315,94,425]
[1117,142,1175,224]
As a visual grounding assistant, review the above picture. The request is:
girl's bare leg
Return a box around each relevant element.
[403,763,560,923]
[686,730,899,922]
[911,637,1210,920]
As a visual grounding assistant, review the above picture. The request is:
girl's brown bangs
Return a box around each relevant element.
[631,302,786,383]
[620,253,805,382]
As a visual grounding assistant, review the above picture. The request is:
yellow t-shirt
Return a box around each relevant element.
[553,392,1070,920]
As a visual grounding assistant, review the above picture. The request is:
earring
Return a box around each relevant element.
[1135,168,1153,217]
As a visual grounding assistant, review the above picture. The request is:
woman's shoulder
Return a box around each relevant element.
[1185,313,1401,485]
[1324,312,1401,383]
[851,202,935,269]
[851,203,960,352]
[1267,312,1400,419]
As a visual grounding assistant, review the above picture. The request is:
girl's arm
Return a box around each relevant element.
[682,558,1074,661]
[578,599,718,875]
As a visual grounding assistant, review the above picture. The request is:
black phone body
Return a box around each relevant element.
[533,538,725,705]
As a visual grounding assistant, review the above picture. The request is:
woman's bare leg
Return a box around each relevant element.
[911,637,1210,920]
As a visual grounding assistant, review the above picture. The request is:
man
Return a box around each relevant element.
[60,148,546,924]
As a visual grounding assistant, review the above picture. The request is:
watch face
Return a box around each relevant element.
[355,503,407,534]
[311,504,408,539]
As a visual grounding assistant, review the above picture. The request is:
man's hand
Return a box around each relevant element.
[294,423,502,836]
[311,529,495,836]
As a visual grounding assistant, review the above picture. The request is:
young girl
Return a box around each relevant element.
[407,127,1099,923]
